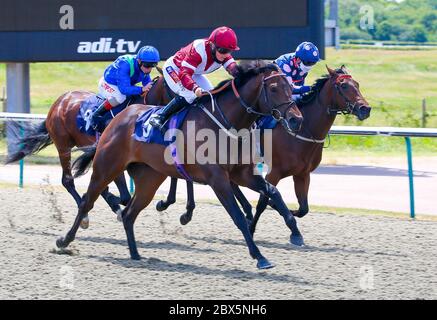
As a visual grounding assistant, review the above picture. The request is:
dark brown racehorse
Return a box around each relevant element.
[5,91,145,226]
[59,61,304,269]
[160,65,372,231]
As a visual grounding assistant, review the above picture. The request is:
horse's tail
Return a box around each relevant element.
[72,145,97,178]
[5,120,53,164]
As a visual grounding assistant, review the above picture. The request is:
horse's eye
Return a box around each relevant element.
[270,84,278,92]
[341,83,348,89]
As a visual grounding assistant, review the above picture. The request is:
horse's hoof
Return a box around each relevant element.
[56,237,67,249]
[80,216,89,229]
[257,258,275,270]
[156,200,169,212]
[292,210,307,218]
[180,214,191,225]
[116,209,123,222]
[290,234,305,247]
[131,253,141,260]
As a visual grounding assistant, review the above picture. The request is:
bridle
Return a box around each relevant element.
[230,70,299,135]
[327,74,360,116]
[198,67,300,140]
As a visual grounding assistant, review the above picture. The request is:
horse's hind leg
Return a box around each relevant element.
[58,148,91,229]
[180,180,195,225]
[56,175,109,249]
[122,164,166,260]
[56,158,126,249]
[59,149,82,206]
[114,173,131,206]
[100,186,122,218]
[156,177,177,211]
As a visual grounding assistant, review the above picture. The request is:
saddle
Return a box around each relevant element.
[77,94,139,136]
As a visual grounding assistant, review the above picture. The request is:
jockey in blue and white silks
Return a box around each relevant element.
[256,42,321,131]
[275,41,320,101]
[87,45,160,130]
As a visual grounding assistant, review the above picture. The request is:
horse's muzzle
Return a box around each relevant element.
[354,105,371,121]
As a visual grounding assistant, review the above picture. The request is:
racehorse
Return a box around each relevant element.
[4,91,145,226]
[159,65,372,232]
[59,60,304,269]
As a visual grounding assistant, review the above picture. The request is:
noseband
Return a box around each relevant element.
[327,74,360,116]
[231,72,295,121]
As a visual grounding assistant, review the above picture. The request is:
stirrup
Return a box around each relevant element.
[149,115,164,128]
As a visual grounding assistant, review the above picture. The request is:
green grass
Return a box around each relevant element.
[1,48,437,154]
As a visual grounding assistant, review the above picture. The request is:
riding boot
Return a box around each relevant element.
[149,96,188,128]
[87,99,112,131]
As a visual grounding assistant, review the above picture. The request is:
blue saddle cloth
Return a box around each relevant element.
[255,115,278,130]
[76,95,128,136]
[132,106,192,180]
[132,106,190,146]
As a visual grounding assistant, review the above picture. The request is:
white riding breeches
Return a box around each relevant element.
[163,58,214,104]
[98,77,127,106]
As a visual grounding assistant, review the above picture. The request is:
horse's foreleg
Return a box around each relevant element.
[180,180,195,225]
[156,177,178,211]
[206,167,273,269]
[231,182,253,222]
[232,168,303,246]
[123,164,167,260]
[293,174,310,218]
[250,172,281,236]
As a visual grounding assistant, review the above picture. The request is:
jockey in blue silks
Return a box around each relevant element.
[87,45,160,130]
[256,41,321,132]
[274,41,321,101]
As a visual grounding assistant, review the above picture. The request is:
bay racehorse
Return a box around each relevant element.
[4,91,146,226]
[159,65,372,233]
[59,61,304,269]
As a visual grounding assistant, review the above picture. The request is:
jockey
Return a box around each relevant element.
[274,41,320,101]
[149,26,240,128]
[87,45,160,130]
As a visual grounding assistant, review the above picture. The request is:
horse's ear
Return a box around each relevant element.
[340,65,348,74]
[326,65,336,76]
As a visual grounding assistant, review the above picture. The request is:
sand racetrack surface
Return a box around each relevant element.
[0,185,436,300]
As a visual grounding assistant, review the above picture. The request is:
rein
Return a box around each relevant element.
[199,72,295,140]
[294,73,358,145]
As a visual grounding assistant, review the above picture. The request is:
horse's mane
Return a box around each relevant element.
[298,68,346,107]
[206,60,278,97]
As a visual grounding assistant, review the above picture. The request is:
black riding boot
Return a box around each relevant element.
[87,100,110,131]
[150,96,188,128]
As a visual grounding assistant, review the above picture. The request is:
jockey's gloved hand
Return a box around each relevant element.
[293,85,311,95]
[194,87,203,98]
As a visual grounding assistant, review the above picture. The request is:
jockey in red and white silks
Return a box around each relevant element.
[149,26,240,128]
